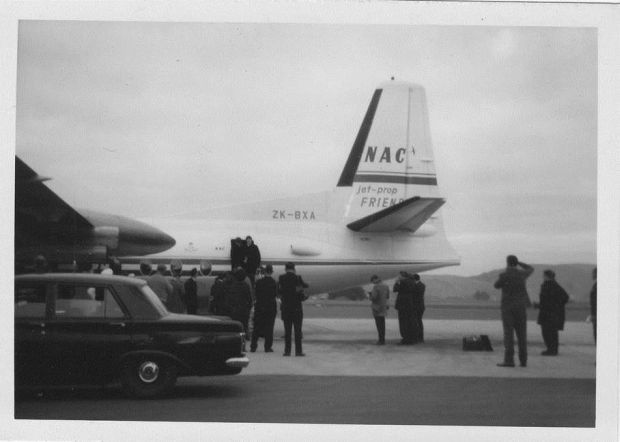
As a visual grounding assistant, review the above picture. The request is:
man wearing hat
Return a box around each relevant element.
[251,264,278,352]
[278,262,309,356]
[137,260,152,280]
[536,269,569,356]
[184,268,199,315]
[167,260,187,313]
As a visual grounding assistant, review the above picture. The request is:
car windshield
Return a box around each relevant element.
[140,285,170,317]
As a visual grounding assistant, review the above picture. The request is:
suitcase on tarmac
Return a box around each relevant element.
[462,335,493,351]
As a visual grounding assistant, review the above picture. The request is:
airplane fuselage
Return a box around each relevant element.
[122,189,459,294]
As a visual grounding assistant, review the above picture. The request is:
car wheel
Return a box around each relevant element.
[120,356,178,399]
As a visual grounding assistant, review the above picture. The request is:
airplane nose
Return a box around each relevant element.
[116,217,176,255]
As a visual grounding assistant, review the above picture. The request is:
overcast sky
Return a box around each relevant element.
[15,21,597,275]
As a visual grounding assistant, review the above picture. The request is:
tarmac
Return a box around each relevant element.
[242,318,597,379]
[13,317,601,439]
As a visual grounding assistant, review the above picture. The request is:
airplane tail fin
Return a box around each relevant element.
[337,81,443,233]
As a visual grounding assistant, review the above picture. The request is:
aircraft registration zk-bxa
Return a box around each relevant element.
[16,80,460,293]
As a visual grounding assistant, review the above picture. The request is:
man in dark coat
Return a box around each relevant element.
[225,268,253,333]
[251,264,277,352]
[536,270,569,355]
[393,271,416,345]
[210,273,230,315]
[411,273,426,343]
[278,262,309,356]
[167,261,187,314]
[184,268,199,315]
[494,255,534,367]
[243,236,261,284]
[230,237,245,271]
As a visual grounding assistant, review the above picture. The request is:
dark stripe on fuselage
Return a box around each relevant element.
[337,89,383,187]
[353,174,437,185]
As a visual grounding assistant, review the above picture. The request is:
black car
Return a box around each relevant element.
[15,273,249,398]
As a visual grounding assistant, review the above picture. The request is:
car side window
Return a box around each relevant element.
[55,284,125,319]
[15,283,47,318]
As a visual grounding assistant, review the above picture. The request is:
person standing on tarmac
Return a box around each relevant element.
[167,261,187,314]
[278,262,309,356]
[136,261,152,280]
[184,268,199,315]
[393,271,416,345]
[251,264,278,352]
[211,272,232,316]
[412,274,426,343]
[226,268,253,334]
[536,270,569,356]
[494,255,534,368]
[147,264,173,306]
[368,275,389,345]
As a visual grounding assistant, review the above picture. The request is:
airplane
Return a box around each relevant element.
[15,156,176,271]
[120,80,461,293]
[15,80,459,291]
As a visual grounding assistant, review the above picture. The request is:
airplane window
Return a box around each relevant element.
[15,283,47,318]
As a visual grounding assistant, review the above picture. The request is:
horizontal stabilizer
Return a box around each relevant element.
[346,196,444,233]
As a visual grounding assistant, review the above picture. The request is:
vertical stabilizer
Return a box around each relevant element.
[337,81,440,223]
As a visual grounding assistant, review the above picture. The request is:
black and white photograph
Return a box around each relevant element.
[2,1,619,441]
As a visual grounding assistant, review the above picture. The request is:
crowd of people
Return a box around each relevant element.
[365,254,597,369]
[493,255,596,368]
[26,248,598,362]
[210,261,309,357]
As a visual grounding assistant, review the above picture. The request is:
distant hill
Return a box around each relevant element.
[327,263,595,304]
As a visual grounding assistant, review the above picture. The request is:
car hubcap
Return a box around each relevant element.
[137,361,160,383]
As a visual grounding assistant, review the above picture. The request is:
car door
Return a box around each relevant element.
[44,281,133,384]
[14,280,54,385]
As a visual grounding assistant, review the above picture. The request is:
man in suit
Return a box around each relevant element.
[494,255,534,367]
[147,263,173,306]
[251,264,278,352]
[411,273,426,343]
[167,261,187,314]
[278,262,309,356]
[393,271,416,345]
[226,268,253,334]
[184,268,199,315]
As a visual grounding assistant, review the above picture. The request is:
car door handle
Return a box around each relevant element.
[110,322,126,328]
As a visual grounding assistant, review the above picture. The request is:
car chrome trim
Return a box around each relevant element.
[225,357,249,368]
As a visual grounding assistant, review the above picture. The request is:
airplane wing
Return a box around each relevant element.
[346,196,445,233]
[15,156,92,229]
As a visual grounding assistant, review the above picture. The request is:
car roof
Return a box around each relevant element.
[15,273,147,287]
